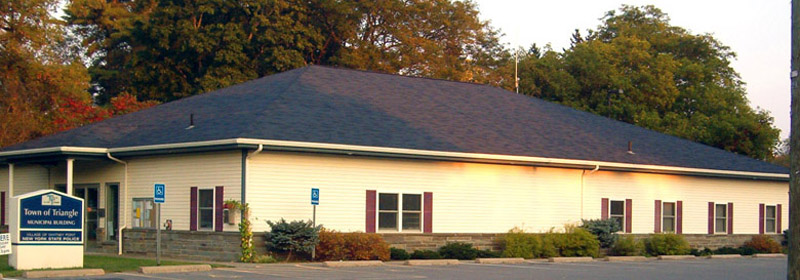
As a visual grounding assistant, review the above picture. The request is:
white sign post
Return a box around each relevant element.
[9,190,84,270]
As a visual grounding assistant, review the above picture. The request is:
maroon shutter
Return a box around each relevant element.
[727,203,733,234]
[759,203,765,234]
[676,201,683,234]
[423,192,433,233]
[215,186,224,232]
[654,200,662,233]
[366,190,376,233]
[1,191,5,226]
[707,202,714,234]
[601,198,609,220]
[777,204,782,233]
[625,199,632,233]
[190,187,198,231]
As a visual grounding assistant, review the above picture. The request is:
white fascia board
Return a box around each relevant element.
[0,146,108,157]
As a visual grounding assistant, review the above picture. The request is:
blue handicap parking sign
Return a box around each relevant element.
[154,183,165,204]
[311,188,319,205]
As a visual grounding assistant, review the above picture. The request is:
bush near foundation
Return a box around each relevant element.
[610,235,644,256]
[743,235,782,253]
[643,233,690,256]
[546,228,600,257]
[712,246,756,255]
[390,248,411,260]
[265,219,321,261]
[438,242,480,260]
[580,219,621,248]
[410,250,442,259]
[315,228,390,261]
[501,228,543,259]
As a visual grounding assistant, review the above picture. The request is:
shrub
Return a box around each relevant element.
[477,249,501,258]
[689,247,713,257]
[713,246,741,255]
[611,235,643,256]
[411,250,442,259]
[643,233,690,256]
[253,255,278,263]
[390,248,411,260]
[316,228,390,261]
[743,235,782,253]
[501,229,542,259]
[542,228,600,258]
[581,219,621,248]
[438,242,479,260]
[265,219,321,261]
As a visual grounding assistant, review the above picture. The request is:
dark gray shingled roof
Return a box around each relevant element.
[2,65,788,174]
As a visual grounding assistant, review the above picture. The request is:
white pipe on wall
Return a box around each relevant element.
[107,153,128,255]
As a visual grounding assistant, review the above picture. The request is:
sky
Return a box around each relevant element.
[474,0,791,139]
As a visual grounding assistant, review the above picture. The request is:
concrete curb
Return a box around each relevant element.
[754,253,786,258]
[475,258,525,264]
[706,254,742,259]
[548,257,594,263]
[657,255,696,260]
[23,268,104,279]
[139,264,212,274]
[323,261,383,267]
[604,256,648,262]
[405,259,460,266]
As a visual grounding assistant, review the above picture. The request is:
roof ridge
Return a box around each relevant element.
[307,64,502,89]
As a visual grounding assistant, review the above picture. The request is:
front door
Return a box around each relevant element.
[58,184,100,242]
[106,184,119,241]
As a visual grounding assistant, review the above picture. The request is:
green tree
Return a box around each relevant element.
[514,5,780,159]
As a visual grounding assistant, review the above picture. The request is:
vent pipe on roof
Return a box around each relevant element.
[627,141,635,155]
[186,113,195,130]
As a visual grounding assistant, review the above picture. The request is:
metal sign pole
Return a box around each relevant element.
[156,203,161,266]
[312,204,316,260]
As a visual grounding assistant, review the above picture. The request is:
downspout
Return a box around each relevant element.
[246,144,263,160]
[581,165,600,219]
[107,153,127,255]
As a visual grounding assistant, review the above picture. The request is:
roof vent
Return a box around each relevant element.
[627,141,635,155]
[185,113,195,130]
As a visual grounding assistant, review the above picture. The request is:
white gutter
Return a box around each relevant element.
[0,146,108,157]
[1,138,789,180]
[246,144,263,159]
[107,153,128,255]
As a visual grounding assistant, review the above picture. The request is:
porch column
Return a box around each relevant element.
[66,158,74,195]
[7,163,13,196]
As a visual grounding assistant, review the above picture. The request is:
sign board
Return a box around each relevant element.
[10,190,84,270]
[154,183,165,204]
[311,188,319,205]
[0,234,10,255]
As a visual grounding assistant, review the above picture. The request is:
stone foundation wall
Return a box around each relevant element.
[380,233,504,252]
[122,229,267,262]
[121,230,784,261]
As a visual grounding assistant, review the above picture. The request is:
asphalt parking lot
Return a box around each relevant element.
[37,257,786,280]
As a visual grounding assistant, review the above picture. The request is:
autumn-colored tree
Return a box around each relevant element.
[0,0,91,147]
[513,5,780,160]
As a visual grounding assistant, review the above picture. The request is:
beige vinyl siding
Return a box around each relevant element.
[0,164,50,224]
[584,171,789,234]
[247,151,788,234]
[247,151,583,233]
[126,151,241,231]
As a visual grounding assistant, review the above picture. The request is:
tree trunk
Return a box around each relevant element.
[791,1,800,279]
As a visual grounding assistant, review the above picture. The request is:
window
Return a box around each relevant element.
[198,189,214,230]
[662,202,676,233]
[378,193,422,232]
[765,205,777,233]
[609,200,625,231]
[132,198,155,228]
[715,204,727,233]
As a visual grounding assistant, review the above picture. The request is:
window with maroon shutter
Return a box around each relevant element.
[759,204,765,234]
[625,199,632,233]
[214,186,224,232]
[423,192,432,233]
[366,190,376,233]
[601,198,609,220]
[727,203,733,234]
[777,204,782,233]
[676,201,683,234]
[662,202,676,233]
[654,200,661,233]
[609,200,625,231]
[765,205,777,233]
[711,203,729,234]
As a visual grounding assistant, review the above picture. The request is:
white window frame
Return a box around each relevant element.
[714,203,728,234]
[608,199,626,233]
[662,201,676,233]
[765,205,777,233]
[197,188,215,231]
[377,191,423,233]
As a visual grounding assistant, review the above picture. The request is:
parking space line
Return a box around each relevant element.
[216,268,313,279]
[116,272,182,280]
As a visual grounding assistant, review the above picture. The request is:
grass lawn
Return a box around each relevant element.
[0,255,220,277]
